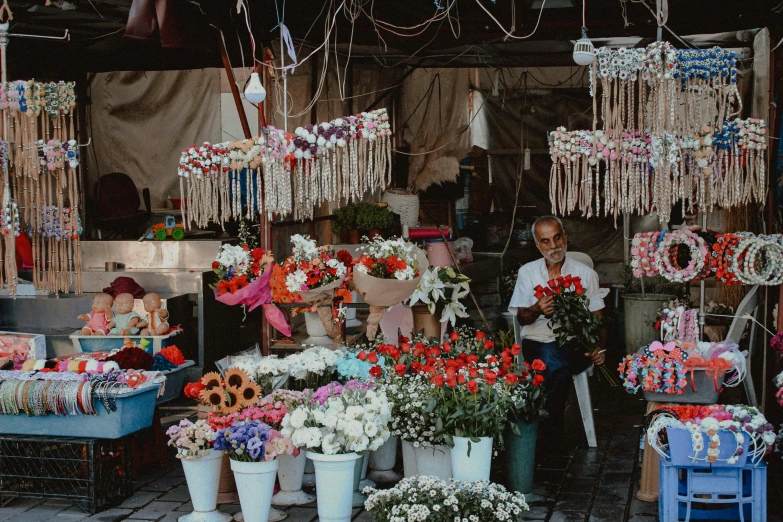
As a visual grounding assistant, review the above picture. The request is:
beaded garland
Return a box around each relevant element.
[618,351,688,395]
[654,229,708,283]
[177,108,392,228]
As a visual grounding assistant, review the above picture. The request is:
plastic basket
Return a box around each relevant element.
[0,384,161,439]
[70,329,180,355]
[0,435,132,514]
[666,427,749,468]
[382,189,420,226]
[157,360,195,404]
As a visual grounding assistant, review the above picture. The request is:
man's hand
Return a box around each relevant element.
[531,295,555,316]
[586,347,605,366]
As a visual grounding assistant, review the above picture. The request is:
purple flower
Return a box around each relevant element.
[247,438,263,460]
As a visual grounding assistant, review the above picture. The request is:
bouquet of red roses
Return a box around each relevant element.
[535,275,617,385]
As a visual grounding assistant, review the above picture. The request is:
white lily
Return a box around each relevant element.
[441,301,469,326]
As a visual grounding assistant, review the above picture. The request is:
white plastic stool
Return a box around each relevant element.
[505,311,597,448]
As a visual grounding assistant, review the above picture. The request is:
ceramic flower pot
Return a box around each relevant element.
[230,459,279,522]
[401,439,417,477]
[348,229,360,244]
[351,455,367,507]
[307,451,361,522]
[368,436,401,483]
[451,436,492,481]
[272,452,315,506]
[504,420,538,494]
[178,450,232,522]
[358,453,375,490]
[197,405,238,504]
[413,444,452,480]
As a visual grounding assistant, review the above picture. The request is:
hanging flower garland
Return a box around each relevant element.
[177,108,392,227]
[654,229,708,283]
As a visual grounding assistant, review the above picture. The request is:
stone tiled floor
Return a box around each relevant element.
[1,385,781,521]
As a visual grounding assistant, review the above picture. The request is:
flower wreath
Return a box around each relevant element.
[646,415,744,465]
[654,229,708,282]
[630,231,661,278]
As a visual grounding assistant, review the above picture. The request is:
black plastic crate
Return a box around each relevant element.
[0,435,132,514]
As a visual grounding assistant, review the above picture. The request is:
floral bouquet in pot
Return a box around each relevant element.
[282,234,350,337]
[353,236,427,339]
[167,419,217,459]
[211,243,290,336]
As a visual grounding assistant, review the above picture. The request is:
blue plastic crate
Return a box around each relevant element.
[0,384,161,439]
[667,427,749,468]
[70,330,180,355]
[156,360,195,404]
[659,458,766,522]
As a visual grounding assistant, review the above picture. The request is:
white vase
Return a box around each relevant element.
[178,450,232,522]
[230,459,279,522]
[368,436,401,483]
[401,439,417,478]
[413,444,452,480]
[272,452,315,506]
[451,436,493,481]
[352,455,367,507]
[302,456,316,486]
[358,453,375,490]
[303,312,332,345]
[232,508,286,522]
[307,451,361,522]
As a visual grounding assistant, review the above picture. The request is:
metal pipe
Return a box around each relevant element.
[281,35,287,133]
[218,30,252,139]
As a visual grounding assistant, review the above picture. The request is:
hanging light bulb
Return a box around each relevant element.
[244,72,266,103]
[573,26,595,66]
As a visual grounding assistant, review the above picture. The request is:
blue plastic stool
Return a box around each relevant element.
[659,459,766,521]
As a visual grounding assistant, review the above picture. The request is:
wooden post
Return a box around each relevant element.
[218,29,252,140]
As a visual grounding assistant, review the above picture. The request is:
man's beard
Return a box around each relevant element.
[543,247,566,264]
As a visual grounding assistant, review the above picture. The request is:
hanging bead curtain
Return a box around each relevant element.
[0,80,82,295]
[177,108,392,228]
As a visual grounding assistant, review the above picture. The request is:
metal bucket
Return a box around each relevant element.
[622,293,676,354]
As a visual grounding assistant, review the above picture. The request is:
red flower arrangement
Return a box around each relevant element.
[159,346,186,366]
[184,381,205,400]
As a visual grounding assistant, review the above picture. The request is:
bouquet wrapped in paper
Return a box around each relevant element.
[353,237,428,339]
[211,243,290,336]
[282,235,350,338]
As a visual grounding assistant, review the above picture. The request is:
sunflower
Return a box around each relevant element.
[201,372,223,390]
[237,381,262,408]
[199,388,226,412]
[222,388,242,414]
[225,368,251,390]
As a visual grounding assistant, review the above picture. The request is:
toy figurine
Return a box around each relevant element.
[77,293,115,336]
[110,293,141,335]
[138,292,170,336]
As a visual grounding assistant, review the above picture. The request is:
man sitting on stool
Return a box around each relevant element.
[508,216,606,445]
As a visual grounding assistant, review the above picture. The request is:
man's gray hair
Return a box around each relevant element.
[532,215,565,241]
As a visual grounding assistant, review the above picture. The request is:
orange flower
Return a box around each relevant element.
[334,288,353,303]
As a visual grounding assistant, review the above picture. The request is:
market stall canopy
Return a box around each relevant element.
[5,0,781,77]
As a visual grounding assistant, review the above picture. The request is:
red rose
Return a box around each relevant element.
[576,287,584,295]
[547,279,555,287]
[450,332,459,341]
[399,336,410,344]
[357,350,368,361]
[368,352,379,364]
[476,332,486,341]
[394,363,406,376]
[483,340,495,350]
[212,261,220,269]
[533,374,545,386]
[428,347,441,358]
[511,344,522,356]
[535,291,543,299]
[553,287,562,294]
[401,343,411,354]
[468,367,478,378]
[445,376,457,388]
[441,342,452,353]
[457,374,466,384]
[505,374,519,385]
[242,244,250,251]
[467,355,478,365]
[483,369,497,385]
[531,359,547,372]
[543,288,553,296]
[369,365,383,378]
[466,380,479,394]
[432,375,445,387]
[487,356,499,365]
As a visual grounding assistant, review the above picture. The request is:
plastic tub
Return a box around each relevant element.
[70,330,180,355]
[666,427,749,468]
[642,368,725,404]
[0,384,161,439]
[156,360,195,404]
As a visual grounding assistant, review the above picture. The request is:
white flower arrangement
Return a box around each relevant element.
[282,387,391,455]
[380,372,443,447]
[215,244,250,273]
[409,266,471,326]
[286,346,344,382]
[363,476,529,522]
[251,346,345,391]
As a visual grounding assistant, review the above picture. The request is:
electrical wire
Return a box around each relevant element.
[472,0,548,40]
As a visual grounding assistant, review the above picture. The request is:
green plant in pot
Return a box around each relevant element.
[356,203,393,239]
[333,204,360,244]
